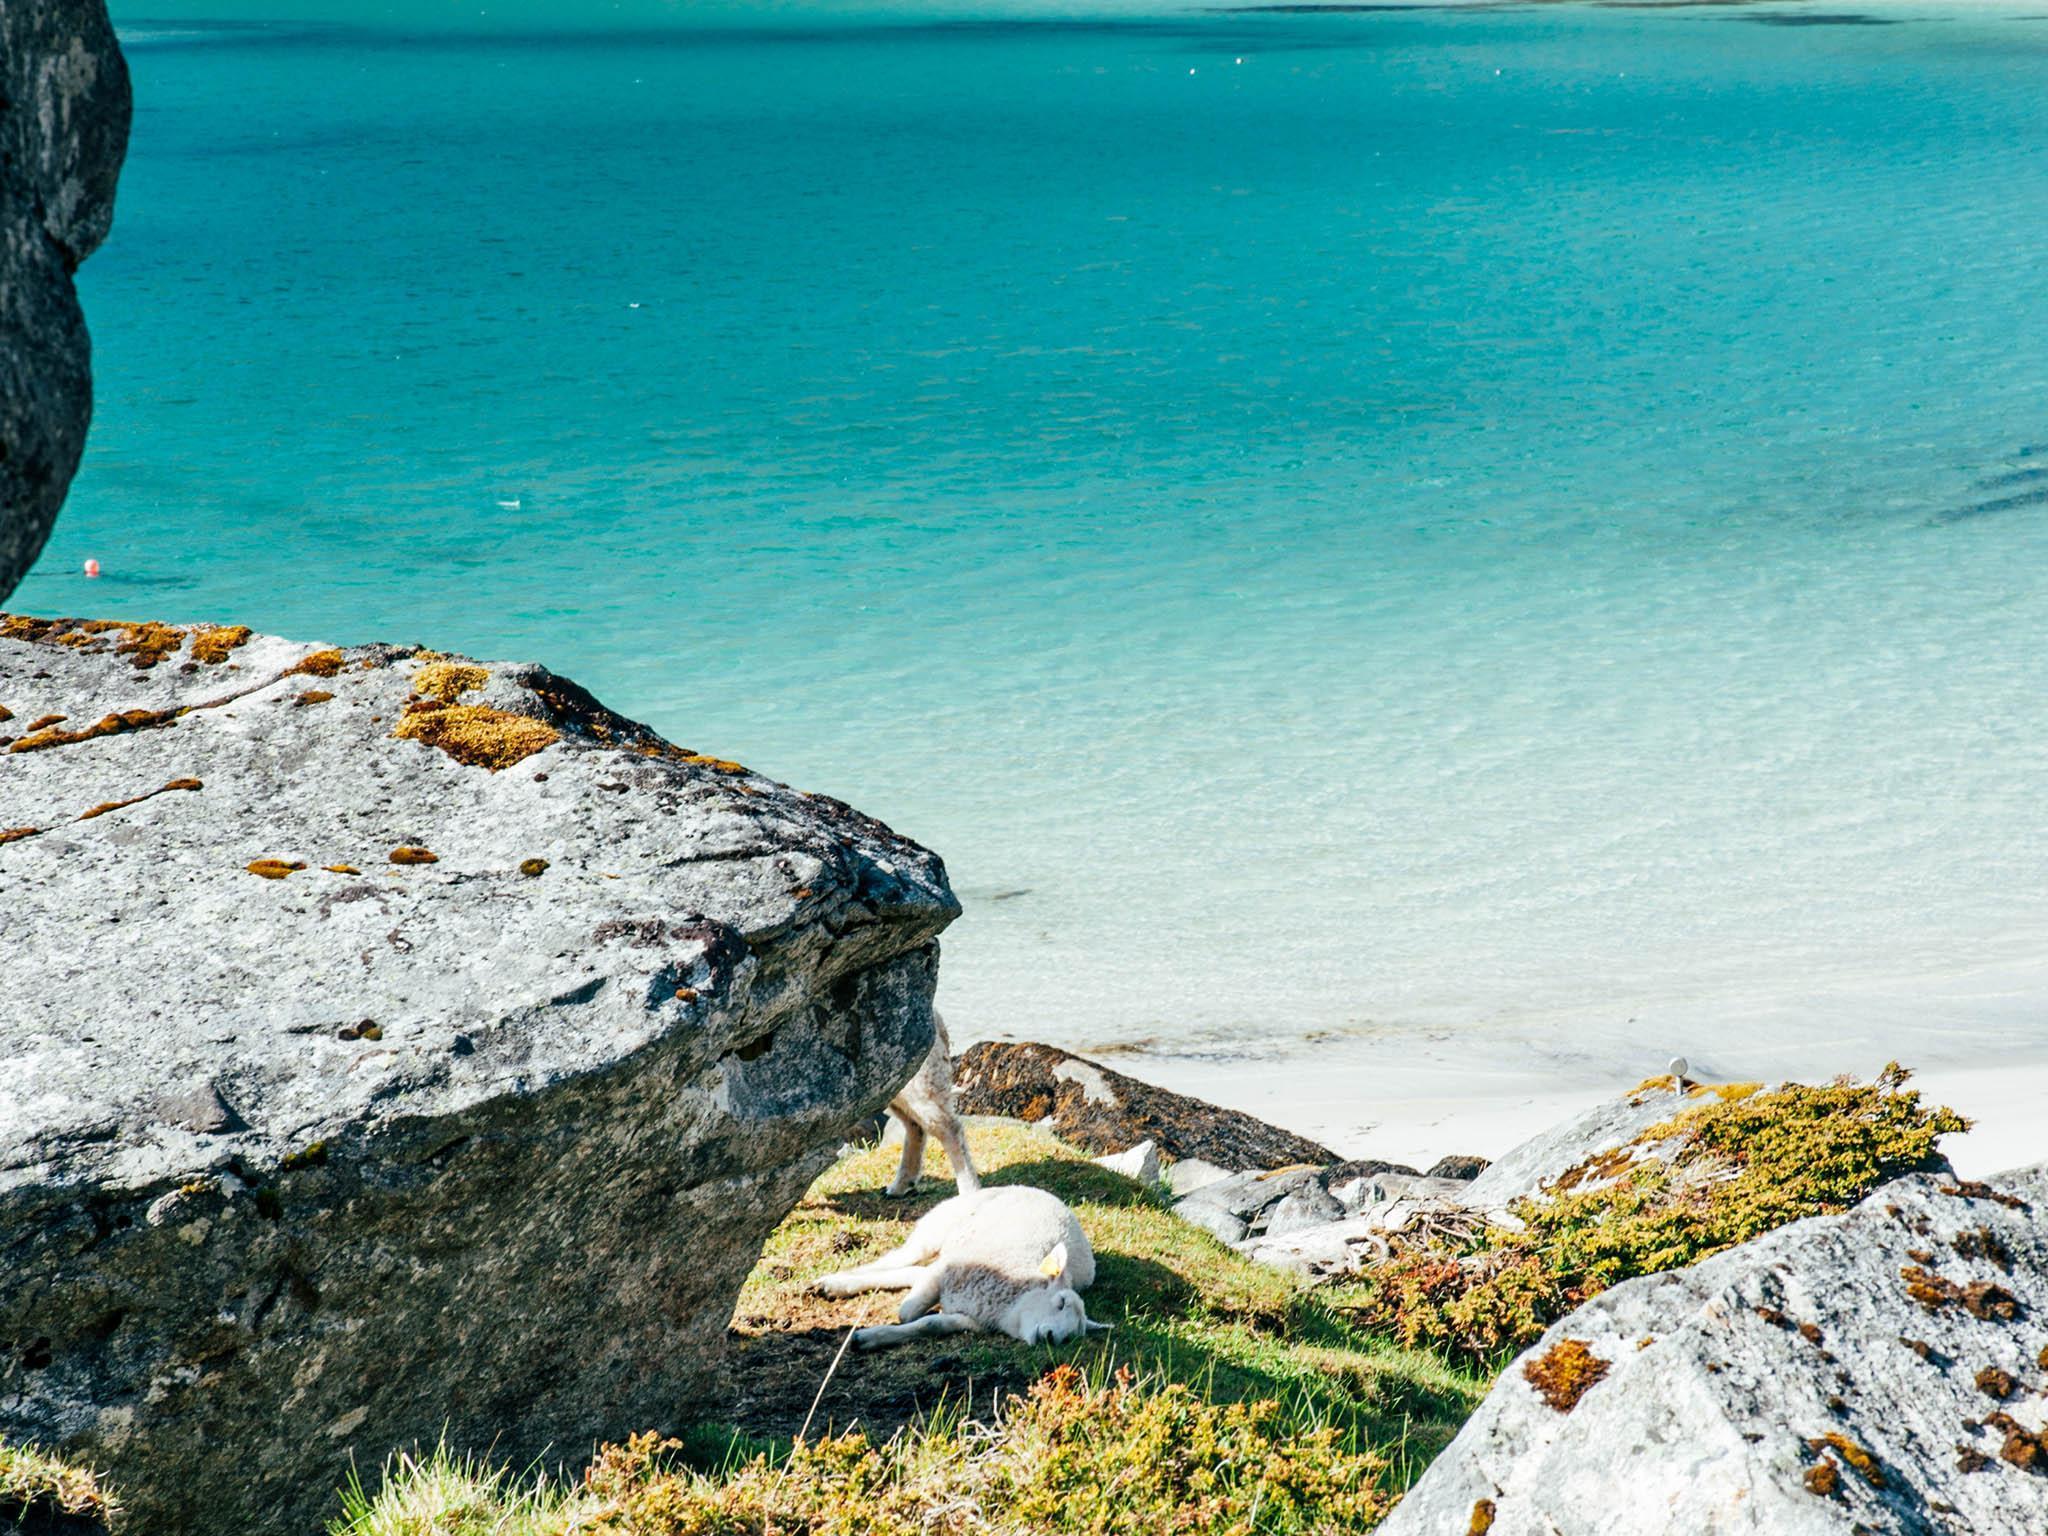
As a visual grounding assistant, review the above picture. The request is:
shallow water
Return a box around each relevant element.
[20,2,2048,1098]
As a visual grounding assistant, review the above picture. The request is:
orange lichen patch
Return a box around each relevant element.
[1984,1412,2047,1472]
[518,858,548,877]
[75,777,203,822]
[1803,1459,1840,1498]
[1467,1498,1496,1534]
[0,615,193,667]
[2039,1342,2048,1371]
[1902,1266,2021,1321]
[294,689,334,707]
[394,703,558,771]
[287,648,346,678]
[8,707,179,754]
[1939,1180,2030,1212]
[1548,1145,1638,1194]
[109,620,187,667]
[1808,1433,1885,1489]
[0,826,41,846]
[323,864,361,875]
[1523,1339,1610,1413]
[0,705,11,723]
[25,714,66,732]
[247,859,306,879]
[411,661,488,702]
[1975,1367,2017,1400]
[389,846,439,865]
[188,624,252,664]
[678,753,749,775]
[1957,1444,1992,1473]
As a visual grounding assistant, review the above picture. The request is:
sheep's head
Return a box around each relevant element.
[1011,1242,1111,1347]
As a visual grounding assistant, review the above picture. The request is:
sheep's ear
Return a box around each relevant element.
[1039,1242,1068,1280]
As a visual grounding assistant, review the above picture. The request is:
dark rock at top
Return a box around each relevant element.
[952,1041,1340,1170]
[0,0,130,599]
[1425,1154,1491,1181]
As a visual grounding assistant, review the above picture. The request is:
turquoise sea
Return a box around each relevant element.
[20,0,2048,1123]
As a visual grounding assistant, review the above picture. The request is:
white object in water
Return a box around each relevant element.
[496,498,521,510]
[1669,1056,1690,1093]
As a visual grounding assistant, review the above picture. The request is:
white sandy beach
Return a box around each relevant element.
[1021,951,2048,1179]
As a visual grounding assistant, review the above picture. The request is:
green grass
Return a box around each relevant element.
[0,1439,118,1532]
[36,1072,1969,1534]
[728,1122,1484,1483]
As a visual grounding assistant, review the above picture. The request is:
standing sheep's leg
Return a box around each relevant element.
[930,1112,980,1196]
[852,1313,979,1351]
[884,1109,926,1198]
[897,1268,944,1322]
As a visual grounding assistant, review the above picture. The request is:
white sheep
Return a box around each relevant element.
[883,1011,981,1198]
[815,1185,1110,1349]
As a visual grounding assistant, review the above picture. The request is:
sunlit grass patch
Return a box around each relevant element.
[336,1364,1392,1536]
[729,1120,1483,1484]
[0,1438,118,1532]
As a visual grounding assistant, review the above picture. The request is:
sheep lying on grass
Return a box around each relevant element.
[816,1186,1110,1349]
[884,1012,981,1198]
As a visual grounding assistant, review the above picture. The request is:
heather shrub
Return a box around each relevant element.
[1333,1065,1966,1365]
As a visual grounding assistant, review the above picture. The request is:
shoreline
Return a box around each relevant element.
[958,946,2048,1178]
[1113,1050,2046,1179]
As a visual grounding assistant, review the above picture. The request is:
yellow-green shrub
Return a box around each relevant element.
[1335,1065,1966,1365]
[337,1366,1390,1536]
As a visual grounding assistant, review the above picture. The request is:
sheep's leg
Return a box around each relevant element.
[897,1268,944,1322]
[930,1112,980,1196]
[852,1313,978,1351]
[815,1264,932,1298]
[884,1111,927,1198]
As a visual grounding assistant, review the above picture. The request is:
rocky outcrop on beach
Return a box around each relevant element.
[0,615,959,1533]
[1455,1072,1720,1211]
[1379,1164,2048,1536]
[951,1041,1340,1169]
[0,2,129,599]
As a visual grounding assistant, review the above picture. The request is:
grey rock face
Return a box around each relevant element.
[1380,1165,2048,1536]
[0,1,129,599]
[1457,1079,1722,1211]
[0,617,958,1533]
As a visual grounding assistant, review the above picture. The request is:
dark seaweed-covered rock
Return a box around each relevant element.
[0,1,130,599]
[0,618,959,1534]
[1426,1154,1491,1181]
[1380,1164,2048,1535]
[951,1042,1339,1170]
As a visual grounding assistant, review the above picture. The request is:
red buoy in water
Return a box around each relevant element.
[83,558,101,578]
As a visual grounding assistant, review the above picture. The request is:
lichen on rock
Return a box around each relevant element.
[1378,1163,2048,1535]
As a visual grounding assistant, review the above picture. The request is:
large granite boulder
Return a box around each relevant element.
[1380,1165,2048,1536]
[0,615,959,1533]
[0,1,129,599]
[951,1041,1339,1169]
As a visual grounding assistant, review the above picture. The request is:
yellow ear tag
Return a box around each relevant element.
[1039,1252,1063,1278]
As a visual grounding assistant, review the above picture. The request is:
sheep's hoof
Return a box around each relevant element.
[882,1181,914,1199]
[851,1328,883,1351]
